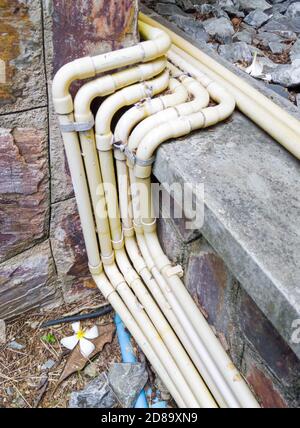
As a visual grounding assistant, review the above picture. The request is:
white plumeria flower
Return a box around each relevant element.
[60,322,99,358]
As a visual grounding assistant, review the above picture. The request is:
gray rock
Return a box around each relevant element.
[239,0,272,11]
[257,56,279,74]
[154,376,171,401]
[271,59,300,87]
[69,373,117,408]
[244,10,270,28]
[256,31,285,47]
[0,320,6,344]
[83,362,99,378]
[108,363,148,408]
[267,83,290,99]
[261,14,300,34]
[297,93,300,107]
[155,3,187,16]
[177,0,195,11]
[41,359,56,371]
[290,39,300,62]
[7,341,25,351]
[233,30,254,44]
[203,17,235,43]
[269,41,286,53]
[5,387,14,396]
[14,396,27,408]
[218,42,253,63]
[169,15,210,43]
[285,2,300,18]
[194,3,229,18]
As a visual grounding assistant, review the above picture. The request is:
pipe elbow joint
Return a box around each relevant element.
[52,57,96,114]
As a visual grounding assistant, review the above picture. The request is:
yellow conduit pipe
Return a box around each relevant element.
[75,70,202,407]
[139,13,300,160]
[93,76,217,408]
[52,21,170,271]
[114,85,231,407]
[52,24,196,407]
[127,73,259,408]
[52,21,170,114]
[126,76,246,408]
[114,76,189,145]
[128,64,211,152]
[93,270,186,408]
[73,59,167,259]
[74,57,167,125]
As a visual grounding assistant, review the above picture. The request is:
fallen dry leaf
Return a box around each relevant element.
[55,323,115,389]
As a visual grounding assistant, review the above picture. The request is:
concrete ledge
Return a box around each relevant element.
[143,6,300,359]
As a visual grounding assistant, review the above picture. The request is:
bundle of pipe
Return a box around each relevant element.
[52,20,261,408]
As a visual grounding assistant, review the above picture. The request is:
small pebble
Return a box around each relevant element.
[7,340,25,351]
[0,319,6,344]
[5,387,14,396]
[83,362,99,378]
[41,359,56,371]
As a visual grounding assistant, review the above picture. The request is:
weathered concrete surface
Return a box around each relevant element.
[144,7,300,360]
[0,240,59,320]
[0,110,49,263]
[155,112,300,360]
[0,0,47,114]
[50,197,96,303]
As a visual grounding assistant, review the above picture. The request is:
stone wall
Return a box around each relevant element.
[0,0,139,318]
[158,213,300,408]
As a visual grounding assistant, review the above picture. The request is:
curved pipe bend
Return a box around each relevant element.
[114,77,189,144]
[74,58,167,123]
[52,21,171,114]
[128,66,211,152]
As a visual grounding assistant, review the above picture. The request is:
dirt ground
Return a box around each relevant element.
[0,295,124,408]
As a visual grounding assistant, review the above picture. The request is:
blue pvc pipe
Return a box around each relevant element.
[114,313,148,408]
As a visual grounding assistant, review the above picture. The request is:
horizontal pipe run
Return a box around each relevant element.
[139,13,300,160]
[52,21,171,114]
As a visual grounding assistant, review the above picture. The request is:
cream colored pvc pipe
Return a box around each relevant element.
[53,20,171,114]
[74,57,167,125]
[52,21,170,271]
[114,76,189,145]
[139,13,300,160]
[74,68,198,406]
[53,23,194,407]
[74,60,167,260]
[126,87,244,407]
[93,78,217,408]
[104,262,199,407]
[115,106,228,407]
[128,67,211,152]
[128,78,259,407]
[133,76,235,172]
[116,147,219,407]
[75,70,203,407]
[92,271,186,408]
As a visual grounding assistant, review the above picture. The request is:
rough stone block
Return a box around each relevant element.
[242,347,290,408]
[185,242,240,356]
[0,0,46,114]
[50,197,96,303]
[237,288,300,395]
[69,373,117,408]
[108,362,148,408]
[43,0,139,202]
[0,118,49,263]
[0,240,59,320]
